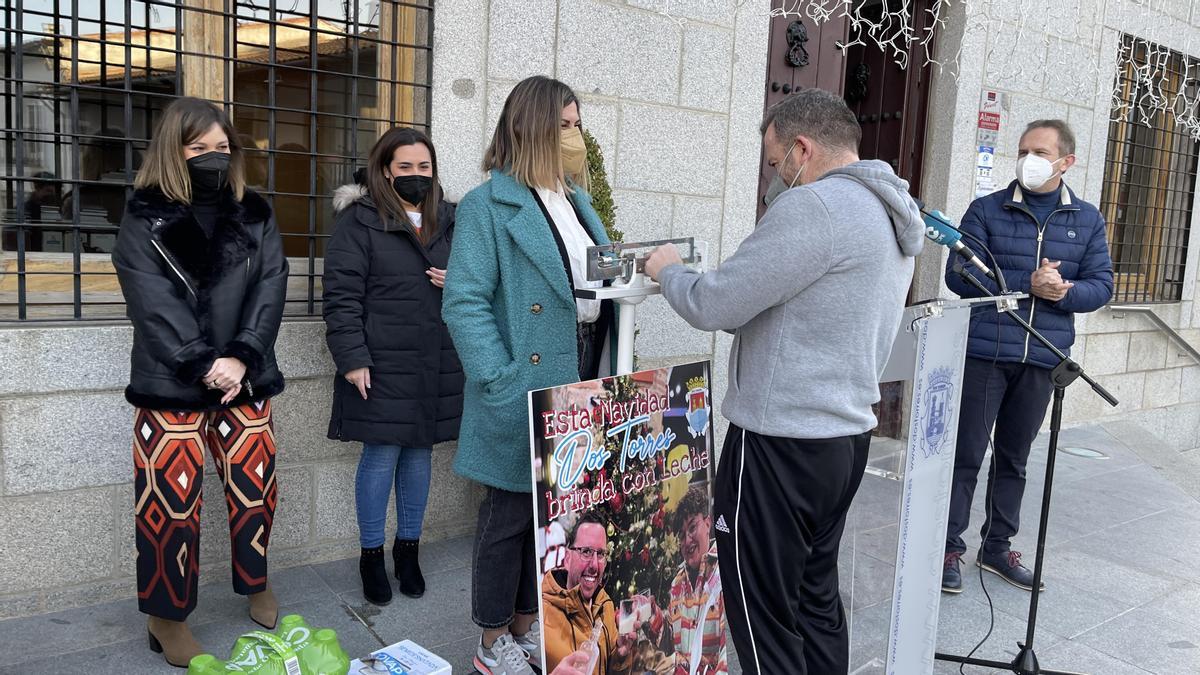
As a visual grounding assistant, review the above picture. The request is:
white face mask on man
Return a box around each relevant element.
[1015,154,1065,192]
[780,140,807,188]
[763,141,807,208]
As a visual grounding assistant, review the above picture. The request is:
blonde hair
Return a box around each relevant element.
[135,97,246,203]
[483,76,589,192]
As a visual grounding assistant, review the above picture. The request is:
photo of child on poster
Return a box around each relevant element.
[530,362,728,675]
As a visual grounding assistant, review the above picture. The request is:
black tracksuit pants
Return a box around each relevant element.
[713,424,871,675]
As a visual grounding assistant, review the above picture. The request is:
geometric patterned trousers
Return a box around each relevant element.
[133,400,277,621]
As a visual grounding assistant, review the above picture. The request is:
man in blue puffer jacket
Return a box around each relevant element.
[942,120,1113,594]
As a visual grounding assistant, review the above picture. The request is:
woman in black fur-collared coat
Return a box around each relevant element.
[111,97,288,668]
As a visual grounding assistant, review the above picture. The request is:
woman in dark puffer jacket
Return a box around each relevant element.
[322,127,463,605]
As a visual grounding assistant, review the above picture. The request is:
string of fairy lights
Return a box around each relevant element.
[661,0,1200,139]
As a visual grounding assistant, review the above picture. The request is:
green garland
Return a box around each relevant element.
[584,128,622,243]
[584,128,634,365]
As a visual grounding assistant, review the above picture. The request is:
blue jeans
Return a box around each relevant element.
[355,445,432,548]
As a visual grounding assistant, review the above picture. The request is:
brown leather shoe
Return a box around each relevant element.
[147,616,203,668]
[248,584,279,629]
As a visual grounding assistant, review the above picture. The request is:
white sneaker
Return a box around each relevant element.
[514,620,542,670]
[474,634,535,675]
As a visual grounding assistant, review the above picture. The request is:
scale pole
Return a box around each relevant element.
[613,271,646,375]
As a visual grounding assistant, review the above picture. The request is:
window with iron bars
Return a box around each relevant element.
[1101,35,1196,304]
[1,0,433,321]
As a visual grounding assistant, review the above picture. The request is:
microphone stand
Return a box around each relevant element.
[933,264,1118,675]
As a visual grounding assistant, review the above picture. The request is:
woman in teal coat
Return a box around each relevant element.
[442,75,617,675]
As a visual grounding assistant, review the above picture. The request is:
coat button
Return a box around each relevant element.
[531,303,542,314]
[530,353,541,365]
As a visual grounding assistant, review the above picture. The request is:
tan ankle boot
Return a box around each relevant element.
[248,584,278,629]
[147,616,203,668]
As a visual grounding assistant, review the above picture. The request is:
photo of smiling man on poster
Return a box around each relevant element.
[541,511,634,674]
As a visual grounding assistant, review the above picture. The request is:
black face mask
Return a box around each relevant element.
[392,174,432,206]
[186,151,231,195]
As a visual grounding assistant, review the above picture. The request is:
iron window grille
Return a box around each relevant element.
[1101,35,1196,304]
[1,0,433,322]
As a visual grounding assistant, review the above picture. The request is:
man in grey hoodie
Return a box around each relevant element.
[645,89,924,675]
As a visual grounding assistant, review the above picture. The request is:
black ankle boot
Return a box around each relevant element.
[360,546,393,606]
[393,538,425,598]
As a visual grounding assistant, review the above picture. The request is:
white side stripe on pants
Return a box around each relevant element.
[733,428,761,673]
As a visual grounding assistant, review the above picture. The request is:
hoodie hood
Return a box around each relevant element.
[822,159,925,257]
[332,182,391,233]
[544,568,577,613]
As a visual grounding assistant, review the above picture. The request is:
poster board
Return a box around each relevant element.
[528,361,729,675]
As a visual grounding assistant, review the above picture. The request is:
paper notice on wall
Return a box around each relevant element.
[977,146,995,168]
[976,145,996,197]
[975,91,1004,197]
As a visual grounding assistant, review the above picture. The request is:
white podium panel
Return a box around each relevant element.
[859,297,1023,675]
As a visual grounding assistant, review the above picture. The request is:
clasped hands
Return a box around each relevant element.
[1030,258,1073,302]
[204,357,247,405]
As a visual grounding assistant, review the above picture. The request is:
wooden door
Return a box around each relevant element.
[844,0,934,195]
[844,0,936,438]
[757,13,849,218]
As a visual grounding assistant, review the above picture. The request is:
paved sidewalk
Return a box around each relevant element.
[847,421,1200,674]
[0,422,1197,674]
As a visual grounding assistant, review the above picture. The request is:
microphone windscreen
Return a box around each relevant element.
[922,211,962,247]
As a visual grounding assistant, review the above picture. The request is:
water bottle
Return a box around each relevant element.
[277,614,313,658]
[298,628,351,675]
[579,621,603,675]
[278,615,307,634]
[187,653,229,675]
[191,615,349,675]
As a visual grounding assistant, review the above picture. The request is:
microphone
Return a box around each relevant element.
[914,201,996,281]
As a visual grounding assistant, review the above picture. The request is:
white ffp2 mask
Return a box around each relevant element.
[1016,154,1064,192]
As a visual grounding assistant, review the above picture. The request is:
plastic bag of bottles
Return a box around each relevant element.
[187,614,351,675]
